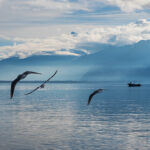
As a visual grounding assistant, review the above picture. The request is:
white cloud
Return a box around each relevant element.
[25,0,150,13]
[0,0,89,21]
[25,0,89,12]
[24,0,150,13]
[1,1,150,60]
[0,34,81,59]
[106,0,150,12]
[0,0,4,5]
[93,0,150,12]
[74,19,150,46]
[0,0,150,25]
[0,0,150,37]
[1,19,150,60]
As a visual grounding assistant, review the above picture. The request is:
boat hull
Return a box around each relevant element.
[128,83,141,87]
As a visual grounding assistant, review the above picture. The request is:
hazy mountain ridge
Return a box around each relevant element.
[0,54,77,66]
[1,40,150,81]
[75,40,150,67]
[78,40,150,81]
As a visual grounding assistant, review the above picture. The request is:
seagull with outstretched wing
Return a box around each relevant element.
[25,70,58,95]
[88,88,103,105]
[10,71,41,99]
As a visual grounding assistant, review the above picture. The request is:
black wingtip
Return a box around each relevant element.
[87,100,90,105]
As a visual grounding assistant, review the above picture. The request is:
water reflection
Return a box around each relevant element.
[0,83,150,150]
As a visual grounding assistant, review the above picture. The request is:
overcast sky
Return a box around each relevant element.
[1,0,150,60]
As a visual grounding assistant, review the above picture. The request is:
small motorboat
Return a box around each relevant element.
[128,82,141,87]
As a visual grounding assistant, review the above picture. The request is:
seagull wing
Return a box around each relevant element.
[10,79,19,99]
[25,86,40,95]
[25,71,41,75]
[88,89,103,105]
[25,70,57,95]
[10,71,41,98]
[88,92,96,105]
[43,70,57,84]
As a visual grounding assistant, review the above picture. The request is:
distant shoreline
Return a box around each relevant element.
[0,80,101,84]
[0,80,149,85]
[0,80,126,84]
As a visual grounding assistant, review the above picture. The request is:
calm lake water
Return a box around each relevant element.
[0,82,150,150]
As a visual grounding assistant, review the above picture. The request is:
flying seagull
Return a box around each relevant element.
[25,70,58,95]
[10,71,41,99]
[88,88,103,105]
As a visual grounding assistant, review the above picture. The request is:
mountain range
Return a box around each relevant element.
[1,40,150,81]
